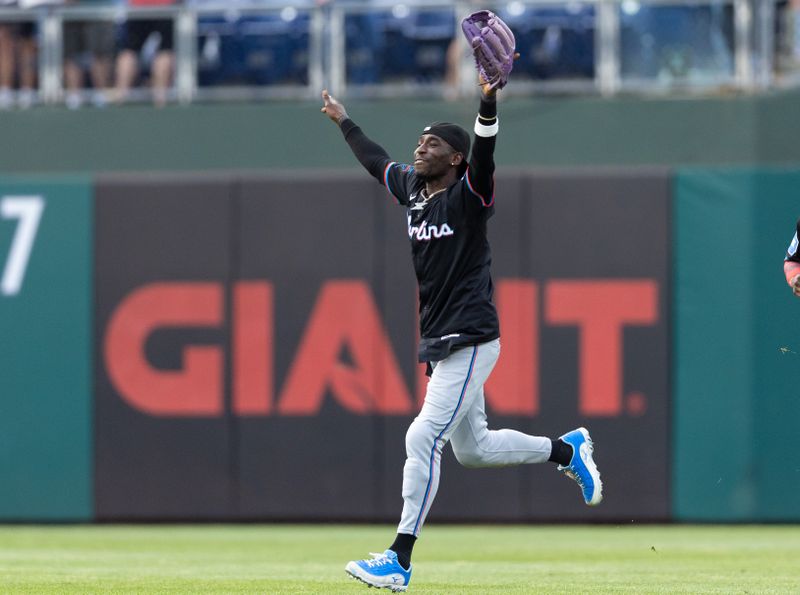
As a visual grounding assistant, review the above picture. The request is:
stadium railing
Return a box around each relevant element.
[0,0,796,107]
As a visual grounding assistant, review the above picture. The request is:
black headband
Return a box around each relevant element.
[422,122,471,160]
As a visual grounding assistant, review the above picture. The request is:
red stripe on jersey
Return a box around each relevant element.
[465,168,494,207]
[382,161,400,204]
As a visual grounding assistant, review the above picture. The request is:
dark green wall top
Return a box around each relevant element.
[1,88,799,174]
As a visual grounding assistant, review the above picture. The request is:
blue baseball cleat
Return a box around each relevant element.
[558,427,603,506]
[345,549,411,592]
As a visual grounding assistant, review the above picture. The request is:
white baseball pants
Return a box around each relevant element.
[397,339,552,537]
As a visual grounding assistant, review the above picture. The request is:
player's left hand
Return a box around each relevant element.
[791,273,800,297]
[479,53,520,98]
[321,89,349,125]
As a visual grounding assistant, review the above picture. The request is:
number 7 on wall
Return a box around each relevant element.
[1,196,45,297]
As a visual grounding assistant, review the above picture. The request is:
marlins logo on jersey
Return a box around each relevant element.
[407,214,454,241]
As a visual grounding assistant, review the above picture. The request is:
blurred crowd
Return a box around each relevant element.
[0,0,798,109]
[0,0,181,108]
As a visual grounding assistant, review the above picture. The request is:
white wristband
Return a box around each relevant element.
[474,117,499,137]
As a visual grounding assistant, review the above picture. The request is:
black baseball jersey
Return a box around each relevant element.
[340,102,500,363]
[786,219,800,262]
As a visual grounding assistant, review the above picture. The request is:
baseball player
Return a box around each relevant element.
[321,63,601,595]
[785,219,800,297]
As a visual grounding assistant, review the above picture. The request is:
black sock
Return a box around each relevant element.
[548,438,573,466]
[389,533,416,570]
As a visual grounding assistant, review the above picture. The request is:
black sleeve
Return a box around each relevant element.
[340,118,391,181]
[339,118,412,205]
[464,96,497,208]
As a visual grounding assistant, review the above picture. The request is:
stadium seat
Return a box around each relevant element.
[619,6,734,79]
[346,8,455,85]
[345,13,388,85]
[198,10,310,87]
[497,5,595,80]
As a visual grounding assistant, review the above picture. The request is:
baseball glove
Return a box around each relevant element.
[461,10,516,90]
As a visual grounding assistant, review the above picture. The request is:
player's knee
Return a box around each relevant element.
[405,418,438,460]
[401,458,429,498]
[452,443,487,468]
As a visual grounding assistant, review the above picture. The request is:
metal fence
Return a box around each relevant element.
[0,0,797,107]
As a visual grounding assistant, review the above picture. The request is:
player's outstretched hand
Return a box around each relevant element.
[321,89,348,125]
[791,274,800,297]
[478,53,519,98]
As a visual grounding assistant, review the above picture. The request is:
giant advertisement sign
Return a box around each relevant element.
[95,170,670,521]
[94,175,235,518]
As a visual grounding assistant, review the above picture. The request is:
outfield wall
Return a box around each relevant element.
[0,167,797,522]
[0,177,93,521]
[673,169,800,521]
[0,89,799,175]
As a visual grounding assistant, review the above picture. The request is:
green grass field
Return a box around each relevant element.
[0,524,798,594]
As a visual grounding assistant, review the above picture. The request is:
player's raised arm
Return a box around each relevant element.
[460,11,516,206]
[464,81,498,205]
[321,89,392,184]
[320,89,349,124]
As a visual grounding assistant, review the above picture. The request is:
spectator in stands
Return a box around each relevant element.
[442,35,462,101]
[785,0,800,70]
[63,0,116,109]
[443,1,485,100]
[0,1,37,109]
[113,0,177,107]
[0,7,14,109]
